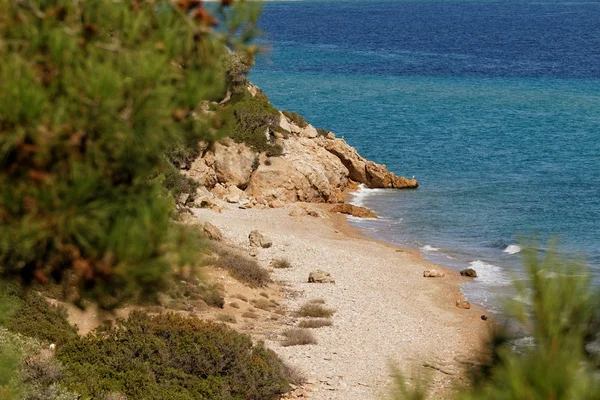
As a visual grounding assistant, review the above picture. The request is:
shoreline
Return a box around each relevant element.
[192,202,490,399]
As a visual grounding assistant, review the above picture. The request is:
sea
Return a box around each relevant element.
[249,0,600,313]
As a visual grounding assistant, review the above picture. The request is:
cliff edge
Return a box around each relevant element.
[183,83,418,209]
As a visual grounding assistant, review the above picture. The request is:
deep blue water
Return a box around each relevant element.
[250,0,600,311]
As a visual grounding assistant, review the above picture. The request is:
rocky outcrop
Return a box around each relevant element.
[330,203,377,219]
[212,140,256,189]
[184,85,418,207]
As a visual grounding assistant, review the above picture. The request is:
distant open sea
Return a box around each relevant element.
[249,0,600,312]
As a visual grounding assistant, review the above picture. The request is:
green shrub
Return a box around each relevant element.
[219,91,281,153]
[165,276,224,309]
[1,282,77,346]
[317,128,330,137]
[57,312,291,400]
[0,0,262,309]
[282,111,309,128]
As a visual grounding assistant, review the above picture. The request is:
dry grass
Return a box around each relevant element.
[298,318,333,329]
[229,302,240,309]
[274,309,286,316]
[308,298,325,305]
[232,293,248,302]
[259,292,269,298]
[253,298,274,311]
[212,246,270,287]
[216,314,237,324]
[282,329,317,346]
[271,258,292,269]
[242,311,258,319]
[297,303,335,318]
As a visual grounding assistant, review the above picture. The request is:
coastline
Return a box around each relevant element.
[192,202,489,399]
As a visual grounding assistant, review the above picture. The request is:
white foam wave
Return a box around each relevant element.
[349,184,386,207]
[422,245,440,252]
[504,244,521,255]
[469,260,511,286]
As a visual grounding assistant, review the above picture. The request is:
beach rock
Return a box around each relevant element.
[391,174,419,189]
[289,207,309,217]
[203,222,223,241]
[330,203,377,218]
[481,315,488,321]
[308,270,335,283]
[456,300,471,309]
[460,268,478,278]
[212,141,256,189]
[365,161,393,188]
[423,269,445,278]
[249,230,272,248]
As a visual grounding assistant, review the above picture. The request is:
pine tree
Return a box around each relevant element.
[0,0,261,308]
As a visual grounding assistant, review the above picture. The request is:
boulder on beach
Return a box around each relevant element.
[330,203,377,219]
[203,222,223,241]
[249,230,272,248]
[423,269,445,278]
[456,300,471,309]
[308,270,335,284]
[460,268,478,278]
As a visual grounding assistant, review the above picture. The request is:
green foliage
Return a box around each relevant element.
[0,0,260,308]
[219,90,282,154]
[1,281,78,346]
[224,51,254,93]
[317,128,330,137]
[389,242,600,400]
[57,311,291,400]
[282,110,308,128]
[458,243,600,400]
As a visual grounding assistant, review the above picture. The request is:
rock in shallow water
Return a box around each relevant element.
[460,268,477,278]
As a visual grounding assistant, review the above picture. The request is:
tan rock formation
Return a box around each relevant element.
[212,141,256,189]
[329,203,377,219]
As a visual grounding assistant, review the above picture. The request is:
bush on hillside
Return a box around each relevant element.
[57,312,292,400]
[282,110,309,128]
[1,282,77,346]
[219,90,282,154]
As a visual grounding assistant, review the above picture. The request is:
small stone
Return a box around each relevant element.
[460,268,477,277]
[423,269,445,278]
[249,230,272,248]
[481,315,488,321]
[308,270,335,284]
[456,300,471,309]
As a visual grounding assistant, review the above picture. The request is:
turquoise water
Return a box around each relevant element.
[250,0,600,310]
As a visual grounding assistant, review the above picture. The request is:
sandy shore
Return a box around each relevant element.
[193,203,488,399]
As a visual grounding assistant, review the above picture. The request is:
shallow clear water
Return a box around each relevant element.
[250,0,600,311]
